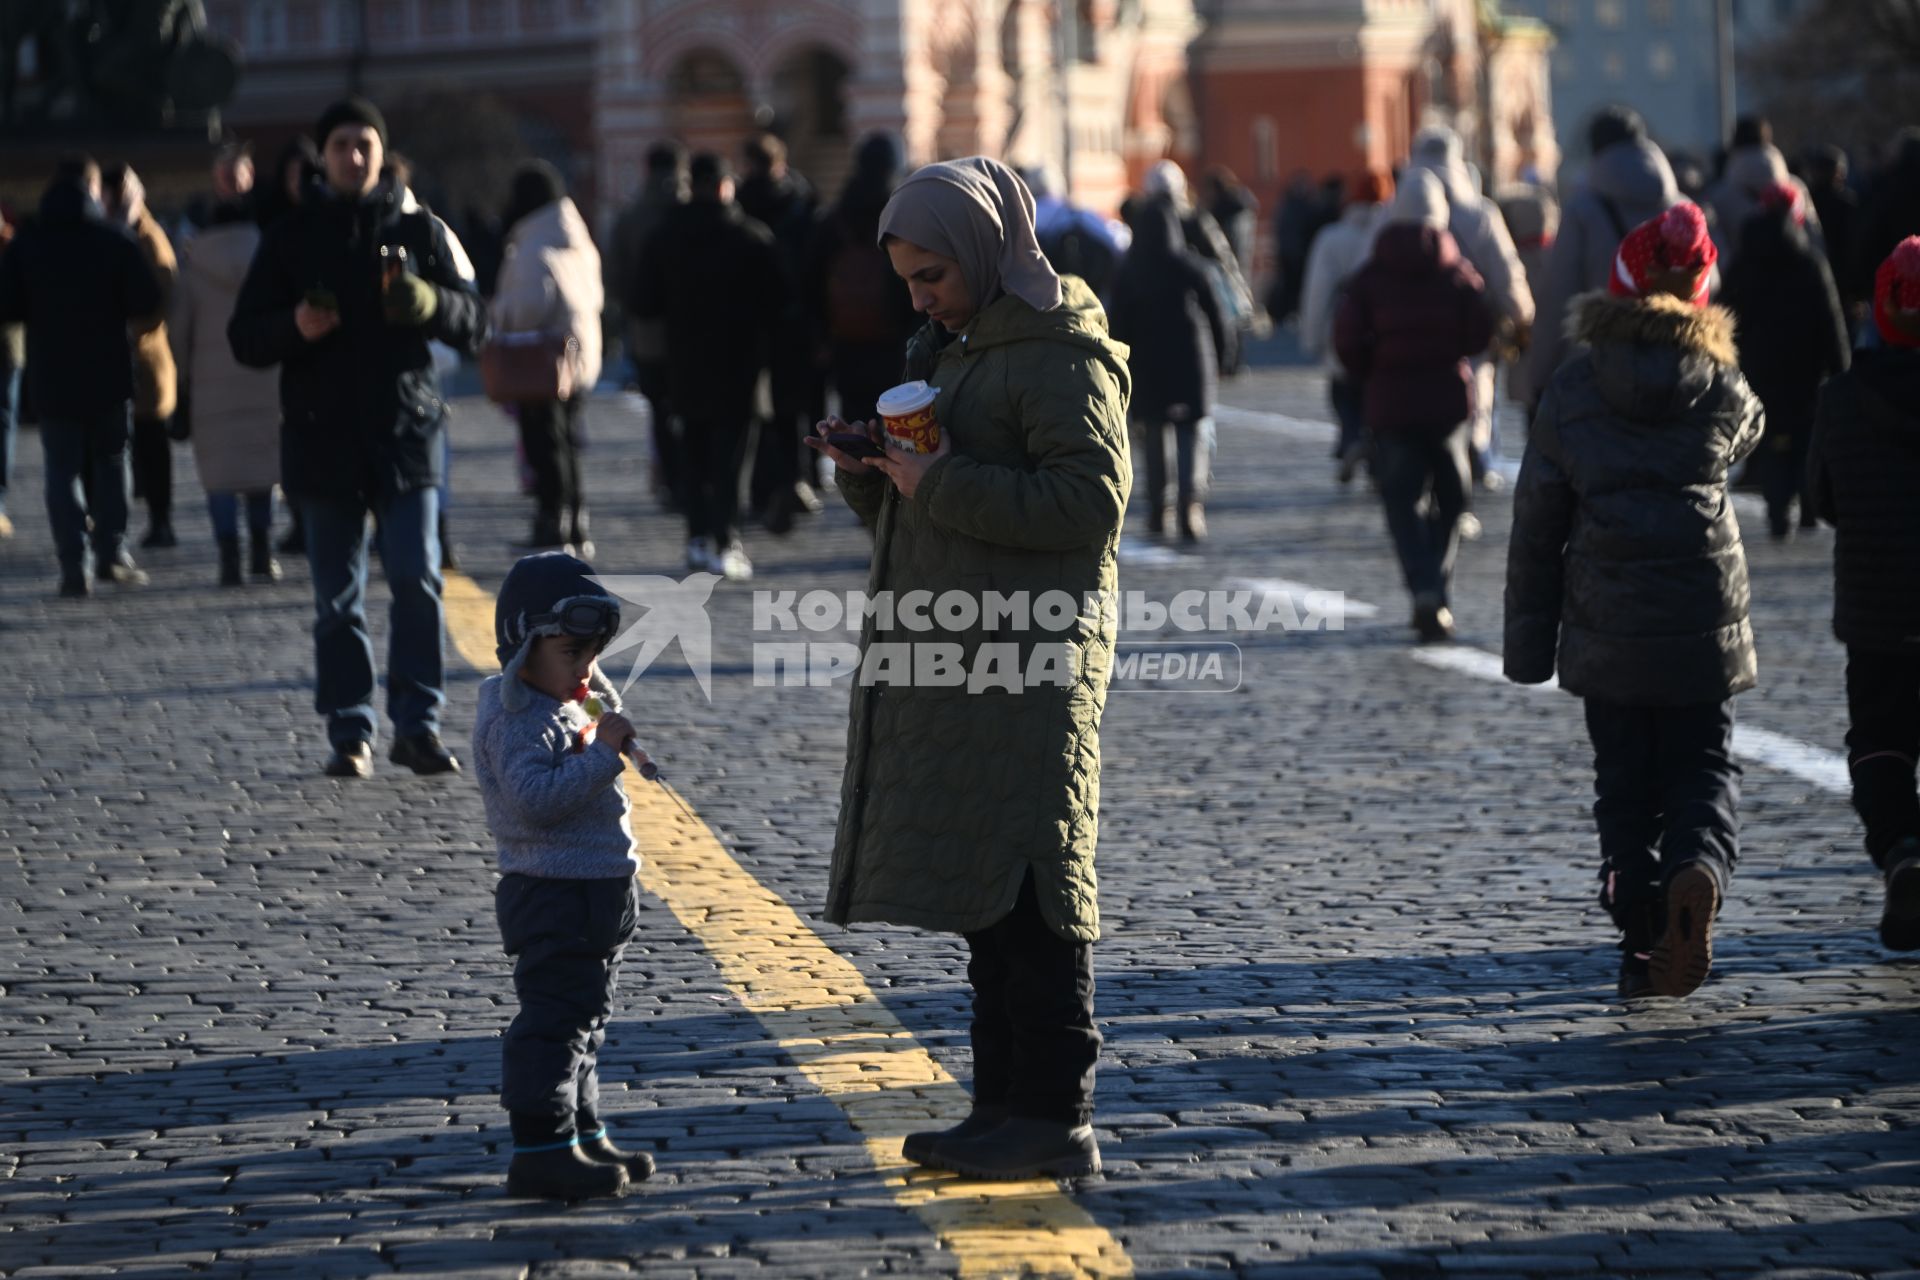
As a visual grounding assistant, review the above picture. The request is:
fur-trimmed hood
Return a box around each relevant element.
[1568,290,1741,423]
[1568,290,1738,366]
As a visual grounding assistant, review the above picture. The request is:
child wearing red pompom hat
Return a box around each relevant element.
[1807,237,1920,952]
[1505,201,1766,1001]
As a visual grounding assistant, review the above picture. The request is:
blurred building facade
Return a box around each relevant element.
[1503,0,1814,162]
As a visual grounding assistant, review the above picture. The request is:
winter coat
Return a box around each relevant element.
[1707,144,1823,267]
[1719,208,1850,447]
[129,206,178,420]
[0,180,162,421]
[1504,293,1766,706]
[170,215,282,493]
[1298,202,1385,375]
[1808,347,1920,653]
[826,277,1132,944]
[606,172,683,358]
[1408,136,1535,328]
[1107,202,1226,423]
[1333,222,1494,436]
[227,185,488,503]
[491,198,605,393]
[633,198,787,423]
[1521,138,1683,406]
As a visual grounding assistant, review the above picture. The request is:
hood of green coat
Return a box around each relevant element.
[955,275,1131,374]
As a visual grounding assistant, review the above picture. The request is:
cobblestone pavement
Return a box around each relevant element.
[2,357,1916,1280]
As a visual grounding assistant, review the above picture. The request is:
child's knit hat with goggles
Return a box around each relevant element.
[494,551,621,712]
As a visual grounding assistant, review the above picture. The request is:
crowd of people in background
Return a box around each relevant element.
[0,94,1914,995]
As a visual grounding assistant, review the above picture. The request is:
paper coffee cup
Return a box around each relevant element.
[877,381,940,454]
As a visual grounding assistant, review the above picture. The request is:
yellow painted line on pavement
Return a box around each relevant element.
[443,569,1130,1279]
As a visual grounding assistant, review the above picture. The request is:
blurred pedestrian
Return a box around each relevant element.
[737,132,823,534]
[1200,165,1258,286]
[1807,236,1920,952]
[1504,202,1763,1001]
[1521,106,1689,411]
[1707,116,1823,269]
[1109,199,1227,541]
[1300,169,1392,482]
[1850,128,1920,309]
[384,150,477,569]
[252,135,321,557]
[1805,145,1859,309]
[490,159,604,558]
[806,156,1128,1183]
[175,140,254,245]
[635,152,785,581]
[0,205,20,540]
[229,97,488,779]
[103,163,180,549]
[1028,165,1124,299]
[1140,160,1252,376]
[1720,183,1850,538]
[1270,170,1321,325]
[805,133,919,435]
[170,186,282,586]
[1334,171,1494,642]
[1407,126,1535,488]
[608,141,689,510]
[0,156,162,596]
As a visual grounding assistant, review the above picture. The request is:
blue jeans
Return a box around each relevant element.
[0,365,20,517]
[302,487,445,749]
[41,403,133,576]
[208,490,273,539]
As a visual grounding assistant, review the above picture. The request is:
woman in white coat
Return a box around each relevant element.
[170,200,284,585]
[490,161,604,555]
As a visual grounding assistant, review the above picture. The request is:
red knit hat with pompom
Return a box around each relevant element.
[1874,236,1920,349]
[1757,181,1806,226]
[1609,201,1717,307]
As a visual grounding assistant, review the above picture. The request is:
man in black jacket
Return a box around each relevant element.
[636,152,785,580]
[0,156,164,596]
[1809,236,1920,952]
[229,98,487,779]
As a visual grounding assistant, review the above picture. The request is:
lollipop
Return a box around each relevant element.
[578,686,661,781]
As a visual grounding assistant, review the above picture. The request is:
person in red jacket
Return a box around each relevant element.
[1335,169,1496,641]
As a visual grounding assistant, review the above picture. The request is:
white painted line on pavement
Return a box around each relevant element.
[1117,537,1188,566]
[1407,646,1850,795]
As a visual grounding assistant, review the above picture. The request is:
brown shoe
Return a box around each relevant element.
[1649,863,1720,997]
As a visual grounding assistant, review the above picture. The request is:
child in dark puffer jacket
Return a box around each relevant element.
[1503,203,1766,1001]
[1808,236,1920,953]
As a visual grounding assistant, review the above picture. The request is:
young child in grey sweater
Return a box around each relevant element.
[473,551,655,1201]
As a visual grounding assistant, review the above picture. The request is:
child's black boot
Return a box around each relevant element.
[506,1143,628,1201]
[1617,901,1662,1001]
[577,1125,654,1182]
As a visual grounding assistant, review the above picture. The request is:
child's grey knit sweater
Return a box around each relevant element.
[472,674,638,879]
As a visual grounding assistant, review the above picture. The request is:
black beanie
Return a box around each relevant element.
[314,97,388,148]
[1588,105,1646,157]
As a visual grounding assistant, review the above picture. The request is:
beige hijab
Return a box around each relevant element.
[877,156,1062,313]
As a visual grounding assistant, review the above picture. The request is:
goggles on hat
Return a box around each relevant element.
[525,595,619,640]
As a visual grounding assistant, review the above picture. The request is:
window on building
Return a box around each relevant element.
[1648,41,1675,78]
[249,1,281,47]
[521,0,556,25]
[1602,49,1624,79]
[1595,0,1624,27]
[1647,0,1673,24]
[1253,116,1277,185]
[474,0,506,29]
[422,0,456,34]
[288,0,319,43]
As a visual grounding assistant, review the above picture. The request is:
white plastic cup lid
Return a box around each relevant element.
[877,381,937,417]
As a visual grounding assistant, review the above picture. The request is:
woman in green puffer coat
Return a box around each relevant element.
[806,157,1131,1182]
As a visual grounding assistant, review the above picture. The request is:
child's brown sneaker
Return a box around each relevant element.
[1650,862,1721,997]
